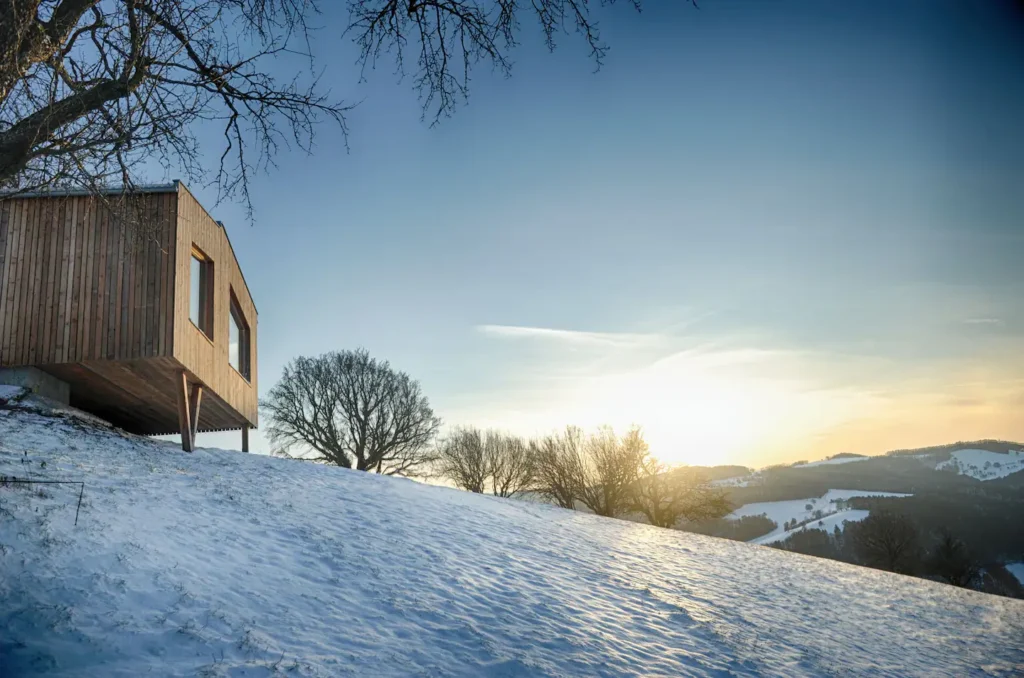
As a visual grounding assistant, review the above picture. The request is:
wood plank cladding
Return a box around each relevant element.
[0,183,258,435]
[173,185,258,429]
[0,191,177,365]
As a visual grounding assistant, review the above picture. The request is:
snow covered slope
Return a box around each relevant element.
[1,400,1022,677]
[936,448,1024,480]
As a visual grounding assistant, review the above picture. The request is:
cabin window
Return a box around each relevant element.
[229,290,250,380]
[189,247,213,339]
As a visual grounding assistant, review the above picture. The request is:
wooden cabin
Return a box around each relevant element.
[0,182,257,451]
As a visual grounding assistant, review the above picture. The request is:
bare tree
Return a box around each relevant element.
[486,432,535,498]
[927,530,980,589]
[630,461,731,529]
[261,349,441,476]
[848,510,920,574]
[533,426,585,510]
[575,426,647,518]
[435,426,488,493]
[435,428,536,497]
[533,425,647,517]
[1,0,663,206]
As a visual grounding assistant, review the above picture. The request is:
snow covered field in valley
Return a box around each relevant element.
[1,397,1023,677]
[936,448,1024,480]
[727,490,912,546]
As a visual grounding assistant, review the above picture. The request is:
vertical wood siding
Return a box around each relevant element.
[172,186,258,428]
[0,192,178,366]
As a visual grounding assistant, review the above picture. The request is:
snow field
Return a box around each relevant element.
[0,402,1022,677]
[936,449,1024,481]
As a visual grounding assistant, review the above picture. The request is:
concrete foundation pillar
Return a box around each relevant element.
[0,367,70,404]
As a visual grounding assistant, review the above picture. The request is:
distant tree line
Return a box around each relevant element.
[684,515,777,542]
[769,511,1023,599]
[438,424,731,527]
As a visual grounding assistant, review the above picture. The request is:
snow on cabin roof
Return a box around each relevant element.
[0,181,180,199]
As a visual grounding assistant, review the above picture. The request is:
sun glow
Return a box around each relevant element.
[457,327,881,468]
[555,351,874,467]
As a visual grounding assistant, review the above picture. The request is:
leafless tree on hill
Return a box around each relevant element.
[630,461,731,529]
[486,432,536,498]
[533,426,586,510]
[436,426,488,493]
[575,426,647,518]
[927,530,980,588]
[533,425,648,518]
[848,510,920,574]
[261,348,441,476]
[436,427,536,497]
[1,0,664,210]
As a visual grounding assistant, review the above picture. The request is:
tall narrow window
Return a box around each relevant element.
[229,290,250,380]
[189,247,213,338]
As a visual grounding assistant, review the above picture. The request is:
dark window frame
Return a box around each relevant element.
[189,246,214,340]
[228,288,251,381]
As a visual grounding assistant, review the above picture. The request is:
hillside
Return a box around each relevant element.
[720,442,1024,506]
[1,395,1023,677]
[726,490,911,546]
[708,445,1024,566]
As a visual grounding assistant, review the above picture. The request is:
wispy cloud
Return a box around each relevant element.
[963,318,1002,325]
[476,324,662,348]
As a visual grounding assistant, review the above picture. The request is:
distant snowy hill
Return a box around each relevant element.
[727,489,911,545]
[1,394,1023,677]
[936,448,1024,480]
[792,454,869,469]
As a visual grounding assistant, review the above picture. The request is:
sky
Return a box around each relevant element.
[175,0,1024,467]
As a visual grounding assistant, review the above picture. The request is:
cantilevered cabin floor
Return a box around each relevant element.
[42,357,251,435]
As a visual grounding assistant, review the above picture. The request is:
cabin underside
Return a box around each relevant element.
[38,356,253,437]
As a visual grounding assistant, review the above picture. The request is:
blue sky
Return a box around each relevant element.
[180,0,1024,466]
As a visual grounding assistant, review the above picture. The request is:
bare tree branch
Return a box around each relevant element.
[1,0,661,213]
[0,0,349,217]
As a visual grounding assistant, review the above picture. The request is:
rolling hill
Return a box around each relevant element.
[1,391,1022,676]
[702,443,1024,579]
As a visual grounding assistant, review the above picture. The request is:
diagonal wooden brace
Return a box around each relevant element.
[176,371,204,452]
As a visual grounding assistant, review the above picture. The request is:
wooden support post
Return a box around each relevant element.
[176,371,203,453]
[241,425,249,453]
[176,371,193,452]
[189,382,203,448]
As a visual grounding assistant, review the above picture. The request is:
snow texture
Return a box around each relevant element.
[727,490,912,546]
[936,448,1024,481]
[1,403,1022,677]
[0,385,25,401]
